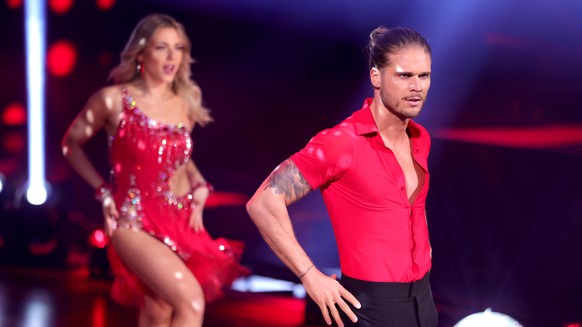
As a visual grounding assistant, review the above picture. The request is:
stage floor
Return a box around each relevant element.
[0,264,313,327]
[1,262,578,327]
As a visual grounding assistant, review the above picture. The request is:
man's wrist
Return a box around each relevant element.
[298,263,315,279]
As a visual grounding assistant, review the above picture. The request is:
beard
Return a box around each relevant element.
[380,87,424,120]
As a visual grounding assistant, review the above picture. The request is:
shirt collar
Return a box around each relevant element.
[353,98,378,136]
[352,98,424,139]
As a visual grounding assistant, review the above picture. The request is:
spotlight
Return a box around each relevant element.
[47,40,77,77]
[25,0,48,208]
[88,229,108,249]
[96,0,116,11]
[25,180,51,206]
[48,0,74,15]
[88,229,112,279]
[2,102,27,126]
[454,308,522,327]
[0,173,5,194]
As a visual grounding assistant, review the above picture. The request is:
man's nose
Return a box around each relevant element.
[409,76,422,92]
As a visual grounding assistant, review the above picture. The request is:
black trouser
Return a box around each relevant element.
[337,273,438,327]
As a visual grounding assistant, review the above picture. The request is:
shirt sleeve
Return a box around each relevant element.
[290,128,354,190]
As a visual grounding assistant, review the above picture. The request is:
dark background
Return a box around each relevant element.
[1,0,581,326]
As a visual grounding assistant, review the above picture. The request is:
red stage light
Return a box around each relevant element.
[434,125,582,149]
[205,191,249,209]
[88,230,108,249]
[6,0,22,9]
[92,297,106,327]
[96,0,115,11]
[566,324,582,327]
[47,40,77,77]
[2,102,26,126]
[49,0,74,14]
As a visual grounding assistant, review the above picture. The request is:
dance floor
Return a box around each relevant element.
[0,262,467,327]
[1,260,578,327]
[0,264,312,327]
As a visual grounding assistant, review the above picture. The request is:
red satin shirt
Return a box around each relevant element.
[290,98,432,282]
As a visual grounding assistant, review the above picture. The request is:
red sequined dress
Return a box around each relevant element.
[106,87,247,306]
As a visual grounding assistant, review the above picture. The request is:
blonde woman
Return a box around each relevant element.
[62,14,246,327]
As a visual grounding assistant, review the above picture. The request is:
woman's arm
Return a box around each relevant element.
[61,87,120,188]
[61,87,122,237]
[186,159,212,232]
[186,160,208,187]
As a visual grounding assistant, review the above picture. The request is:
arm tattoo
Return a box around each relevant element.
[264,159,312,204]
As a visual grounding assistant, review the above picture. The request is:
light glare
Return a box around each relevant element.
[454,308,522,327]
[0,173,5,193]
[26,183,48,205]
[26,0,47,205]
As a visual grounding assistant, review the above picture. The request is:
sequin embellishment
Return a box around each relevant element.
[109,88,195,258]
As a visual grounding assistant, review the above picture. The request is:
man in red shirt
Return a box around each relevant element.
[246,26,438,327]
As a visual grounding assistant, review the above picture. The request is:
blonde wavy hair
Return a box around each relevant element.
[109,14,212,126]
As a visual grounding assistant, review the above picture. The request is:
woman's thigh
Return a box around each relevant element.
[111,228,204,308]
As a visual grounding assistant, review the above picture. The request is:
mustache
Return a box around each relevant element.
[403,94,424,101]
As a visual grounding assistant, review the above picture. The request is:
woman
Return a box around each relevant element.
[62,14,246,326]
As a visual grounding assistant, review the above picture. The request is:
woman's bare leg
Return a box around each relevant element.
[111,228,205,327]
[138,291,173,327]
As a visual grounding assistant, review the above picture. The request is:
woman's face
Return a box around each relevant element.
[138,26,185,84]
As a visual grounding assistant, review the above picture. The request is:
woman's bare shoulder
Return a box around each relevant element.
[77,85,126,134]
[85,85,125,113]
[96,85,124,103]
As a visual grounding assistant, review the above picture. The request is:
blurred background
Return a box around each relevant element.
[1,0,581,326]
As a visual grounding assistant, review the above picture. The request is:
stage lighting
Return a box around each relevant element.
[25,0,48,206]
[26,181,51,206]
[96,0,116,11]
[88,229,112,279]
[49,0,74,15]
[231,274,296,293]
[47,40,77,77]
[2,102,27,126]
[7,0,22,9]
[454,308,522,327]
[88,229,108,249]
[0,173,5,194]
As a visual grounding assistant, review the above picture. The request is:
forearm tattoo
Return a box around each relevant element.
[265,160,311,204]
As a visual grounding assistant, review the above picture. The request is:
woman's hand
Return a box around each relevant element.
[101,196,119,238]
[189,185,210,233]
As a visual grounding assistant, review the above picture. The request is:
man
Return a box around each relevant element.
[246,26,438,327]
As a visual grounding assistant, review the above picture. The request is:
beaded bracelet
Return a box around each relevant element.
[94,183,113,203]
[193,181,214,194]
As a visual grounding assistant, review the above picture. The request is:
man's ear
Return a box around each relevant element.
[370,67,381,88]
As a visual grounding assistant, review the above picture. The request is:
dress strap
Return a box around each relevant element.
[120,87,136,111]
